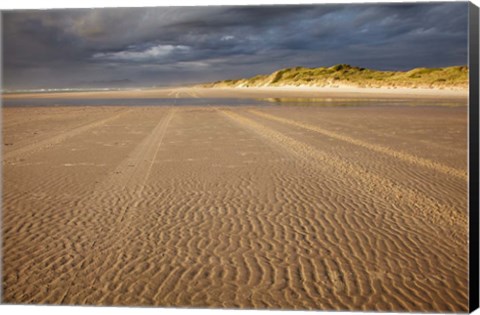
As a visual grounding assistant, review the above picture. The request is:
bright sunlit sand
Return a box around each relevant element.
[2,90,468,311]
[2,1,474,312]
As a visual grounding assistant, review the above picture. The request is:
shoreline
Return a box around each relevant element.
[2,85,468,100]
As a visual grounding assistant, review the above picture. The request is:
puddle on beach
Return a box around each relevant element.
[2,97,466,107]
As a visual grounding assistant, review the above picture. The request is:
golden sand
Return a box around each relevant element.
[2,101,468,311]
[3,86,468,100]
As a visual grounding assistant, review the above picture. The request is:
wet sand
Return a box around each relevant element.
[3,86,468,100]
[2,104,468,311]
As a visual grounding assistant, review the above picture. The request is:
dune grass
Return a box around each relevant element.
[200,64,468,89]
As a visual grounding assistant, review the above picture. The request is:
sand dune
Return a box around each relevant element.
[2,105,468,311]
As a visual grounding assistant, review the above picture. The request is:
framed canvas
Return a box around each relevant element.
[1,0,479,314]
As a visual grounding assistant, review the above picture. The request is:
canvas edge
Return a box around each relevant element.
[469,1,480,313]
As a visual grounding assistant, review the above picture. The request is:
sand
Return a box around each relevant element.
[2,101,468,311]
[3,85,468,100]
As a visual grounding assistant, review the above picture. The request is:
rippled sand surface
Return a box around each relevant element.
[2,105,468,311]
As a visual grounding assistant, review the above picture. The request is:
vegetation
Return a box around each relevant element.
[200,64,468,89]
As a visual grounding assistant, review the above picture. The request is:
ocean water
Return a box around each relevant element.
[1,97,466,107]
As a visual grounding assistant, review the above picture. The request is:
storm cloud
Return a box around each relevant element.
[1,2,469,89]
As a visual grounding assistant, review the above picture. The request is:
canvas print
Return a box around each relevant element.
[1,1,478,312]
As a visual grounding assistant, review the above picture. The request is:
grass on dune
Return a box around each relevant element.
[200,64,468,89]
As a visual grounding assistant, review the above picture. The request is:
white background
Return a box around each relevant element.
[0,0,479,315]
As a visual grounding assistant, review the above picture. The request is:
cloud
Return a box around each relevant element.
[221,35,235,41]
[92,44,190,62]
[2,2,468,89]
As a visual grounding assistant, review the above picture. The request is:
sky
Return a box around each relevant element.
[2,2,469,90]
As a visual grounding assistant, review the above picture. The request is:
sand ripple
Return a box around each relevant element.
[2,106,468,311]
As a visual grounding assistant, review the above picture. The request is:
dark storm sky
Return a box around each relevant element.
[2,2,469,90]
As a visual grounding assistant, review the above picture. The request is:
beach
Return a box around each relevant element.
[2,89,469,311]
[3,86,468,100]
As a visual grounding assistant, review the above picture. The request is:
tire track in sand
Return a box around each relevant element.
[99,107,176,224]
[221,110,466,231]
[58,108,176,303]
[87,107,176,232]
[96,108,175,193]
[249,110,467,181]
[3,109,132,161]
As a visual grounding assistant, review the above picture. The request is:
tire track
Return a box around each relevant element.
[57,108,176,303]
[96,108,175,193]
[3,106,467,310]
[3,109,132,160]
[141,109,176,189]
[221,110,466,231]
[277,111,466,155]
[249,110,467,181]
[89,107,176,233]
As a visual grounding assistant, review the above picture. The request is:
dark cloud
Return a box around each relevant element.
[1,2,468,90]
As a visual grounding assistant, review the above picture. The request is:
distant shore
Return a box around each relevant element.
[199,64,468,92]
[2,85,468,100]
